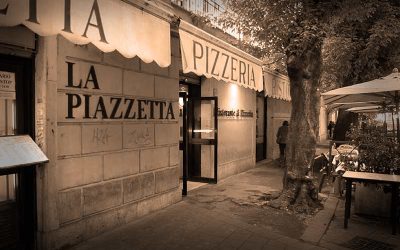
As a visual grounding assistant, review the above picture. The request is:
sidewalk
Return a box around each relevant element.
[70,161,324,250]
[319,197,400,250]
[69,155,399,250]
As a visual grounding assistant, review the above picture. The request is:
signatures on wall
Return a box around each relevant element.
[92,127,111,145]
[124,125,154,148]
[127,128,152,146]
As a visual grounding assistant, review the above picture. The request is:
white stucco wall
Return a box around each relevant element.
[266,98,291,160]
[201,78,256,180]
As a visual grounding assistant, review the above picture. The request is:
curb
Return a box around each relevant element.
[300,194,340,245]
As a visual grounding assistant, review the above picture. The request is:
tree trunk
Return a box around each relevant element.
[270,34,323,214]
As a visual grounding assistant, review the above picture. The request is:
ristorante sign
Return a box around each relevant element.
[264,71,291,101]
[218,108,253,118]
[0,0,171,67]
[179,21,263,91]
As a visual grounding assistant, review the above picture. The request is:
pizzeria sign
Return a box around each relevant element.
[179,20,263,91]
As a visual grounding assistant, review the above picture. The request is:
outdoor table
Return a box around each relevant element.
[342,171,400,235]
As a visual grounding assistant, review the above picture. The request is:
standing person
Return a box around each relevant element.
[276,121,289,164]
[328,121,335,138]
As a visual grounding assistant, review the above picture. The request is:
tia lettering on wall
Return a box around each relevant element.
[0,0,171,67]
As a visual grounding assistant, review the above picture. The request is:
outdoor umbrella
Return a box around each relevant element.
[345,105,397,136]
[322,68,400,141]
[345,106,382,113]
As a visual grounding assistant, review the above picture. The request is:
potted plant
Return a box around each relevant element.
[346,123,400,217]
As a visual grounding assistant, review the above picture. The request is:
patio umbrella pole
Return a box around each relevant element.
[396,92,400,143]
[391,109,396,138]
[384,111,387,135]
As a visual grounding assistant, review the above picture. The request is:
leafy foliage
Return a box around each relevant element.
[322,0,400,91]
[219,0,400,91]
[347,123,400,174]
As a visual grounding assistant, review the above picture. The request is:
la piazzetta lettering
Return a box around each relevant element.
[65,62,175,120]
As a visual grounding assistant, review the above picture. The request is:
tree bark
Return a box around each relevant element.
[270,32,323,213]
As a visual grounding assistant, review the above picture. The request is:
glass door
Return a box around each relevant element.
[187,97,218,183]
[0,97,18,250]
[0,55,35,250]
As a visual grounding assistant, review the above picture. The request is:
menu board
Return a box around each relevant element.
[0,135,49,170]
[0,71,16,99]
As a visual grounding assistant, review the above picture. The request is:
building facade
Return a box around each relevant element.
[0,1,181,249]
[0,1,297,249]
[0,0,336,249]
[263,69,292,159]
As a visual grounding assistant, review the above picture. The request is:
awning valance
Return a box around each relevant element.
[179,20,263,91]
[0,0,171,67]
[263,71,291,101]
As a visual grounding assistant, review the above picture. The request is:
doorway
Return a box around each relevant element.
[179,82,218,195]
[0,55,36,250]
[256,93,267,162]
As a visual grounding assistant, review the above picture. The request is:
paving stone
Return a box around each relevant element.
[67,161,397,250]
[217,229,252,249]
[318,240,350,250]
[262,239,286,250]
[301,197,339,244]
[239,234,268,250]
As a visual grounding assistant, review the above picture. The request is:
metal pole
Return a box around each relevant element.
[396,92,400,143]
[382,102,387,136]
[391,108,396,138]
[180,92,188,196]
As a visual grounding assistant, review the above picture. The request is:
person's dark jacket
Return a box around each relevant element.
[276,125,289,144]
